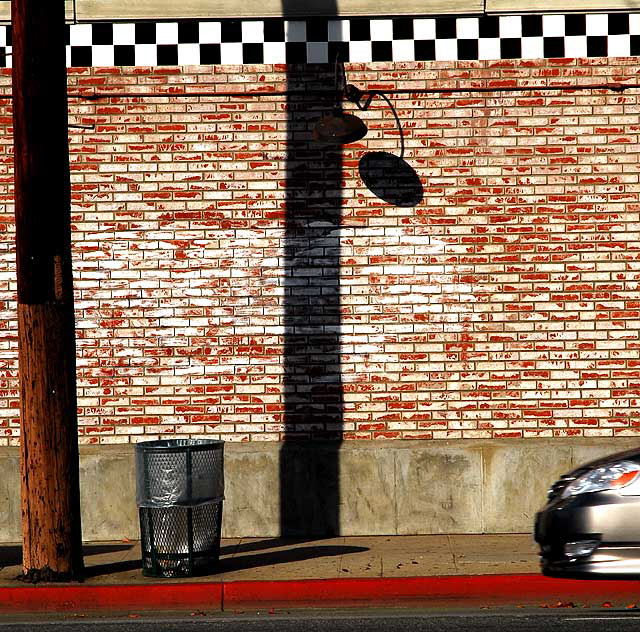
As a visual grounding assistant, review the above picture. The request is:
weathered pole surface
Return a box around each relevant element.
[11,0,84,580]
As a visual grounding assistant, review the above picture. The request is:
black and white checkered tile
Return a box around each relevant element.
[1,13,640,67]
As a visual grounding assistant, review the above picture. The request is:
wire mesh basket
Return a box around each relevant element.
[139,500,223,578]
[135,439,224,578]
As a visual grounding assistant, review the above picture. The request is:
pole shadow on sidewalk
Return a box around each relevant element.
[0,543,136,577]
[77,543,368,578]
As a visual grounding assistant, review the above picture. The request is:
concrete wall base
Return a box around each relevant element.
[0,438,636,542]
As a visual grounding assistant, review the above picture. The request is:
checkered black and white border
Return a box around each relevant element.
[1,13,640,67]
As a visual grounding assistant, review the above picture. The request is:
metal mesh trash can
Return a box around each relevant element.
[135,439,224,578]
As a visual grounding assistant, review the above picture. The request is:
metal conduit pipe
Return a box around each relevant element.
[59,81,635,101]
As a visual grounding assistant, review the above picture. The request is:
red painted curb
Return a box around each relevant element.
[222,574,640,609]
[0,583,222,614]
[3,574,640,613]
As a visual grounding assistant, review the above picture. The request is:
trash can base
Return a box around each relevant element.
[139,501,223,578]
[140,558,219,579]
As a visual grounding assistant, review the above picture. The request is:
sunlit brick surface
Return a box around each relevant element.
[1,58,640,444]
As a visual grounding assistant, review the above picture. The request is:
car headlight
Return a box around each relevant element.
[561,461,640,499]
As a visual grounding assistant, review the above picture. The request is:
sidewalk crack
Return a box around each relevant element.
[448,534,459,572]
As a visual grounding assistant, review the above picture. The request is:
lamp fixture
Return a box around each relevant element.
[344,81,423,207]
[313,60,423,207]
[312,59,406,159]
[312,108,368,145]
[312,58,368,145]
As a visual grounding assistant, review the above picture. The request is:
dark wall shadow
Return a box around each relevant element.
[280,0,343,537]
[359,151,423,208]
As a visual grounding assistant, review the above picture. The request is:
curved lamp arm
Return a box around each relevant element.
[345,85,405,161]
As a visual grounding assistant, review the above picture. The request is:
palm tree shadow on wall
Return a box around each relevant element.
[280,0,344,536]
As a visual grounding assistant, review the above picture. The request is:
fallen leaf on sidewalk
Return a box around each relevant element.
[601,601,613,608]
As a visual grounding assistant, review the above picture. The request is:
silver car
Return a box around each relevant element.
[535,448,640,577]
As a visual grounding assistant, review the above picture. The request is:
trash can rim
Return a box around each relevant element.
[135,438,224,452]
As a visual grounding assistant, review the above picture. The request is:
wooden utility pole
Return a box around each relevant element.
[11,0,84,580]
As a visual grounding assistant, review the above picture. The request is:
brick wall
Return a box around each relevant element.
[1,56,640,444]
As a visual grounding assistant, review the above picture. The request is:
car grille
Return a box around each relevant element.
[547,468,589,500]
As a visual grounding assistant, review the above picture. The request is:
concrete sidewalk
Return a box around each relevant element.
[1,535,640,614]
[0,534,540,585]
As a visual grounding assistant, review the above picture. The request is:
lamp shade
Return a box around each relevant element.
[313,109,368,145]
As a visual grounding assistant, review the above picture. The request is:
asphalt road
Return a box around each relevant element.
[2,610,640,632]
